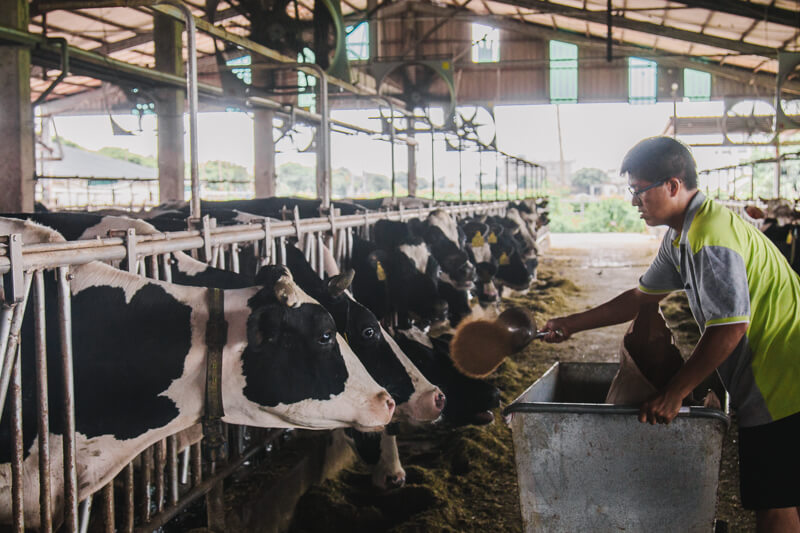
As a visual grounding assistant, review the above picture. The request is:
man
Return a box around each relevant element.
[544,137,800,532]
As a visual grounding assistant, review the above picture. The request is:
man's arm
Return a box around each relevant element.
[639,322,747,424]
[543,288,668,342]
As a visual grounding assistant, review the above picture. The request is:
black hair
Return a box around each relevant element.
[620,136,698,190]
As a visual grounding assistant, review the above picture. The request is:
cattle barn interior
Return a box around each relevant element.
[1,0,799,531]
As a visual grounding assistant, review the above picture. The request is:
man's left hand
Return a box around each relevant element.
[638,389,684,425]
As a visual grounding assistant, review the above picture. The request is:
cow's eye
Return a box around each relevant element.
[362,326,376,339]
[318,330,334,345]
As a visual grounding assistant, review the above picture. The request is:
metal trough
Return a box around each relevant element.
[503,362,729,533]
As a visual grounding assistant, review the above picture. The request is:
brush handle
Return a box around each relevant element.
[534,329,563,339]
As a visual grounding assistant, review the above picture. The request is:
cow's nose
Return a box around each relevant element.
[385,474,406,489]
[434,391,446,411]
[381,392,396,414]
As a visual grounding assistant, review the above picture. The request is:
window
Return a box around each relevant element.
[226,55,252,86]
[298,48,316,112]
[471,23,500,63]
[684,68,711,101]
[346,22,369,61]
[549,40,578,104]
[628,57,657,104]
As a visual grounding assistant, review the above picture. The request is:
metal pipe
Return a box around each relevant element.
[57,267,79,533]
[255,63,330,208]
[11,344,24,533]
[124,463,135,533]
[33,271,53,533]
[430,130,436,201]
[0,274,33,421]
[135,429,284,533]
[103,481,115,533]
[155,439,166,512]
[140,447,154,523]
[0,202,514,274]
[33,38,69,107]
[478,144,483,202]
[79,496,93,533]
[167,435,179,505]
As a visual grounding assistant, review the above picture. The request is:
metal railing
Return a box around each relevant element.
[0,199,517,532]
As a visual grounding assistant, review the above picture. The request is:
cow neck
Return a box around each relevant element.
[203,287,228,466]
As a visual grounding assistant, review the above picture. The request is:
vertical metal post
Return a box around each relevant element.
[494,150,499,201]
[478,144,483,202]
[34,270,53,533]
[123,462,134,533]
[102,482,115,533]
[751,163,755,201]
[167,435,179,506]
[458,136,463,202]
[140,447,154,523]
[11,344,24,533]
[430,130,436,201]
[515,161,520,200]
[155,440,166,511]
[58,266,78,533]
[0,273,33,420]
[505,157,510,200]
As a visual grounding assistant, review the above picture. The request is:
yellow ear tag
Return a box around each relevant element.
[376,260,387,281]
[488,232,498,244]
[499,252,510,265]
[787,232,793,245]
[471,231,485,248]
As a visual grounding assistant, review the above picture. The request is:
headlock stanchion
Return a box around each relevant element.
[0,198,544,532]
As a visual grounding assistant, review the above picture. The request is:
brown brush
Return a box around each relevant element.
[449,307,542,378]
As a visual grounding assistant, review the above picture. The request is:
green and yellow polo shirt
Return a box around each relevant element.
[639,191,800,428]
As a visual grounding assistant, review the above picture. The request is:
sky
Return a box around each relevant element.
[49,100,758,189]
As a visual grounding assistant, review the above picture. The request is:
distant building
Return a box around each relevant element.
[36,144,158,210]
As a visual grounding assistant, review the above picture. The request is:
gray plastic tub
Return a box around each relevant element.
[503,362,729,533]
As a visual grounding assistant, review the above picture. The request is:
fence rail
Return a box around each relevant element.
[0,198,532,532]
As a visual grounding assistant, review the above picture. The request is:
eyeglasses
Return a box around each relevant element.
[628,179,668,202]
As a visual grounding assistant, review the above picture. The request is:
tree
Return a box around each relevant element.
[571,167,609,194]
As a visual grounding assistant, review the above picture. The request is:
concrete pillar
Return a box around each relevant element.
[0,0,34,212]
[407,129,417,196]
[254,108,276,197]
[154,13,185,203]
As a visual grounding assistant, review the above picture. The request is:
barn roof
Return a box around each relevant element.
[8,0,800,104]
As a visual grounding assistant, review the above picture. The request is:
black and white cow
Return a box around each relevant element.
[0,218,395,527]
[283,245,447,489]
[423,210,475,292]
[394,327,501,427]
[484,217,534,293]
[368,221,449,329]
[283,244,445,423]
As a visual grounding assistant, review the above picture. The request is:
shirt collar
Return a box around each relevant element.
[677,190,706,245]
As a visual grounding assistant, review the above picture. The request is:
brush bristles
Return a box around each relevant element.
[449,319,515,378]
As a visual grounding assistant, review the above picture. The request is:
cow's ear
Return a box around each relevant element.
[328,269,355,298]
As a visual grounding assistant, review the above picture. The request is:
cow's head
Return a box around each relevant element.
[230,266,395,432]
[488,223,533,292]
[396,329,500,427]
[462,220,500,304]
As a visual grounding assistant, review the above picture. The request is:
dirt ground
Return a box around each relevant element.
[283,232,756,532]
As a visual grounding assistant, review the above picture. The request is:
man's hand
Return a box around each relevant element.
[638,388,684,424]
[543,317,572,343]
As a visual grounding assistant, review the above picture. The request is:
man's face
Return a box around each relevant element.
[628,175,672,226]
